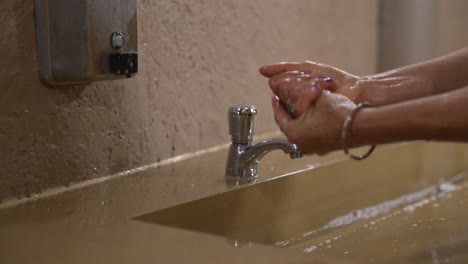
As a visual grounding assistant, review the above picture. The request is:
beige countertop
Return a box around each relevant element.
[1,137,468,264]
[0,132,352,264]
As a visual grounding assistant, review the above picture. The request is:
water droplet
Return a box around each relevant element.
[304,246,317,253]
[325,240,331,244]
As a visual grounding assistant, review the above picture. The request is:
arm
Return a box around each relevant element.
[261,47,468,112]
[359,47,468,105]
[351,85,468,146]
[271,86,468,155]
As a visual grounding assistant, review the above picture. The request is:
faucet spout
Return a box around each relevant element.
[225,138,302,179]
[240,139,302,167]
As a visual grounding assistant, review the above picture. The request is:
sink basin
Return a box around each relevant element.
[135,143,468,248]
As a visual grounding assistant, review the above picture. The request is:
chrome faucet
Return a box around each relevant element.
[225,106,302,179]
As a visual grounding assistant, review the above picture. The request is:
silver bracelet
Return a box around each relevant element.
[341,102,376,160]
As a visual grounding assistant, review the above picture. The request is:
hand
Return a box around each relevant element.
[260,61,363,117]
[272,90,356,155]
[260,70,337,118]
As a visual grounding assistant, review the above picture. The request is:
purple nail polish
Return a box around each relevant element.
[324,77,333,83]
[312,83,320,92]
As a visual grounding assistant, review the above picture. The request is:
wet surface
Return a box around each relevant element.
[1,142,468,263]
[296,180,468,263]
[136,143,468,263]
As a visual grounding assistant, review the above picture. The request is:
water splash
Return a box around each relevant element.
[273,173,466,252]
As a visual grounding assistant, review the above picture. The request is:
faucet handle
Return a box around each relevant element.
[228,106,257,144]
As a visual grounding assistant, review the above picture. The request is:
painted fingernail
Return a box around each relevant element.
[286,99,295,114]
[324,77,333,83]
[312,83,320,93]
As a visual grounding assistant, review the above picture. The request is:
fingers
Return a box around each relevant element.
[315,77,338,93]
[270,76,338,117]
[268,71,316,108]
[260,62,314,78]
[287,82,322,117]
[294,78,337,105]
[268,71,308,95]
[260,61,352,83]
[271,96,292,132]
[271,96,302,152]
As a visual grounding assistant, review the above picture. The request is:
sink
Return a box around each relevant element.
[135,143,468,248]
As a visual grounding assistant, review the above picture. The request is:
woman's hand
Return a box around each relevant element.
[272,90,356,155]
[260,60,438,114]
[260,61,363,117]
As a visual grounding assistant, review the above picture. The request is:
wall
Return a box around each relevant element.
[378,0,468,71]
[0,0,378,202]
[378,0,437,71]
[435,0,468,56]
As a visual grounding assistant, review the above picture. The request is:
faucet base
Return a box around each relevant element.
[224,174,260,188]
[225,164,258,179]
[225,143,259,178]
[225,174,258,181]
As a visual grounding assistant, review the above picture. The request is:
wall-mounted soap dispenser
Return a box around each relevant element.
[34,0,138,86]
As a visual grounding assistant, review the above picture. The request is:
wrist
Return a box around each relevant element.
[350,75,386,105]
[356,72,434,106]
[349,99,424,147]
[340,102,376,160]
[347,106,373,147]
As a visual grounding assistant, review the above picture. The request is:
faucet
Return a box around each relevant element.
[225,106,303,179]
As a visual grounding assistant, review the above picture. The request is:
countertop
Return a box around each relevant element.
[0,132,353,264]
[1,136,468,264]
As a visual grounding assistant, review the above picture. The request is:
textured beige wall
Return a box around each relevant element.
[0,0,378,201]
[436,0,468,56]
[378,0,468,71]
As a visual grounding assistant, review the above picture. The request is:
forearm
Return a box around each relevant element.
[359,47,468,106]
[351,86,468,146]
